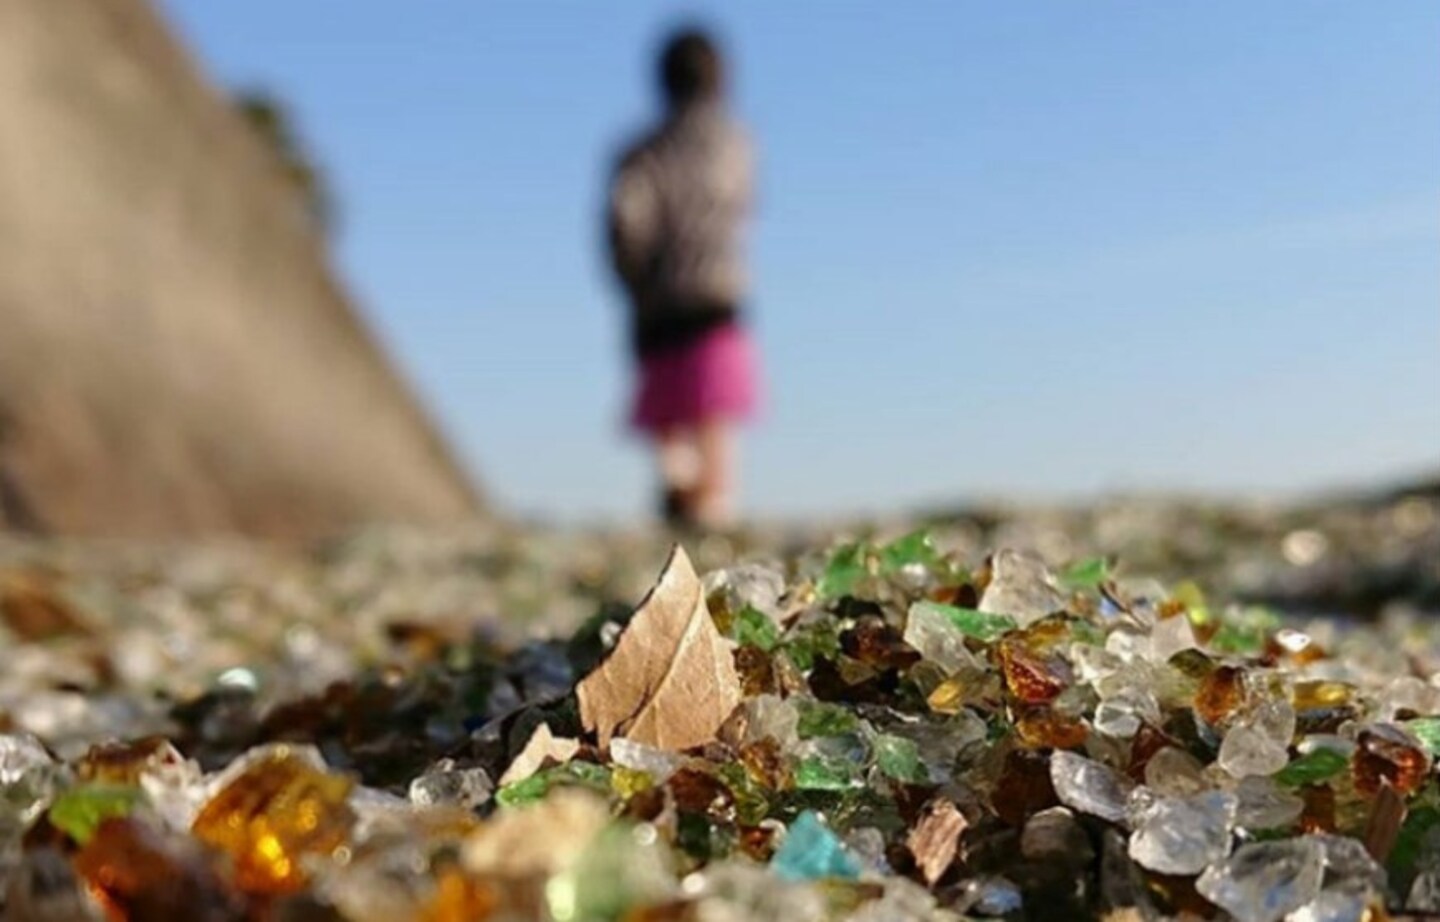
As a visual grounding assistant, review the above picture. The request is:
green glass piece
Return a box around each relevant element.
[47,784,142,844]
[796,700,860,739]
[1208,606,1282,655]
[795,756,855,791]
[879,531,938,575]
[1274,748,1350,787]
[496,772,548,807]
[1389,804,1440,887]
[547,821,674,922]
[557,760,611,792]
[1405,718,1440,756]
[783,622,842,672]
[1069,620,1106,647]
[912,600,1016,643]
[873,734,927,784]
[818,543,867,600]
[771,811,861,881]
[1059,557,1108,589]
[731,605,780,652]
[497,759,609,808]
[1209,624,1264,654]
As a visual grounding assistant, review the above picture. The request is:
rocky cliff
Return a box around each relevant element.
[0,0,481,538]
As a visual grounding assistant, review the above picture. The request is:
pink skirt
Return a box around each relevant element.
[631,323,759,436]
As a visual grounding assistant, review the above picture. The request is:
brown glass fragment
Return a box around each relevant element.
[1125,723,1178,781]
[1194,665,1246,727]
[1013,708,1088,751]
[75,818,244,922]
[1363,781,1407,862]
[733,645,777,696]
[840,616,921,670]
[997,640,1068,705]
[666,768,733,817]
[1353,725,1431,797]
[738,737,792,791]
[1299,784,1336,834]
[77,736,184,785]
[992,748,1058,827]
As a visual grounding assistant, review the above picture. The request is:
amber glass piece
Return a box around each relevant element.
[926,676,969,715]
[1155,598,1188,621]
[1293,680,1359,733]
[77,736,183,785]
[1012,616,1072,652]
[997,640,1067,705]
[927,585,962,606]
[840,617,921,670]
[1263,629,1328,666]
[75,818,243,922]
[1353,725,1431,797]
[420,866,498,922]
[1194,665,1246,727]
[738,737,793,791]
[733,645,777,696]
[191,747,356,895]
[1013,708,1088,750]
[1292,681,1353,711]
[991,748,1058,827]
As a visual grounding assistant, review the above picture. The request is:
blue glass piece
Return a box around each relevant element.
[771,811,861,881]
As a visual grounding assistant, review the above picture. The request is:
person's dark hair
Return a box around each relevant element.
[659,28,723,107]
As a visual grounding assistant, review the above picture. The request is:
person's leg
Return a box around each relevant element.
[693,416,736,528]
[655,427,700,525]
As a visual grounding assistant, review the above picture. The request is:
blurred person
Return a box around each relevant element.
[606,27,759,529]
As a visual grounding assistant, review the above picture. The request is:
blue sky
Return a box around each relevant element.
[159,2,1439,520]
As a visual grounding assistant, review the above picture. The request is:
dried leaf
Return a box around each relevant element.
[498,723,580,787]
[906,797,967,886]
[577,546,742,752]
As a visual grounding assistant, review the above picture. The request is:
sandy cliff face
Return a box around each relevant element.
[0,0,481,538]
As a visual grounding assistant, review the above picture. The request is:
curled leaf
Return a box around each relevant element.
[576,546,741,752]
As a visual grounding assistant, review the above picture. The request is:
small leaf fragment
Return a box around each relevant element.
[498,723,580,787]
[907,798,967,886]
